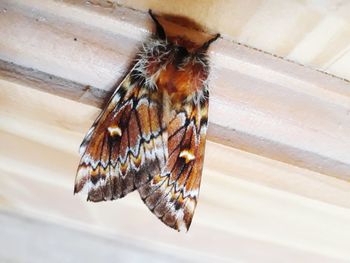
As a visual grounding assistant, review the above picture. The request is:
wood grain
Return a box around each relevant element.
[1,82,350,262]
[1,1,350,262]
[0,0,349,181]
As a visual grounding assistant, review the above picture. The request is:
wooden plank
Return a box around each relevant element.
[1,95,350,261]
[87,0,350,81]
[1,93,350,261]
[0,0,350,263]
[0,211,196,263]
[0,0,349,182]
[0,60,108,108]
[2,81,350,210]
[1,1,350,262]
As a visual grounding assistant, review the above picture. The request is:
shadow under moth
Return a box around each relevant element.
[74,10,220,231]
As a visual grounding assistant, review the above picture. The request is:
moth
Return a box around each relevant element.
[74,10,220,231]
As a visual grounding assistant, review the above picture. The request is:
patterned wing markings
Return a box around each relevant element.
[75,75,167,201]
[74,9,219,231]
[138,96,209,231]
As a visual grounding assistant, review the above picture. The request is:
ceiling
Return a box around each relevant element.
[115,0,350,81]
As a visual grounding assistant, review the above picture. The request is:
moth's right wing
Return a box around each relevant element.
[138,95,209,231]
[74,76,167,201]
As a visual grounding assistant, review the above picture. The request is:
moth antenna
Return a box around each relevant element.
[148,9,166,40]
[201,33,221,50]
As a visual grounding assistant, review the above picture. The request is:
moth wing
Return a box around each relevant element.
[75,75,167,201]
[138,96,208,231]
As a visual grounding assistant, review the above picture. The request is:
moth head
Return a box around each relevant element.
[148,9,220,54]
[147,10,219,102]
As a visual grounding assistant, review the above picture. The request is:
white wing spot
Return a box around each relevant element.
[179,150,195,163]
[108,126,122,137]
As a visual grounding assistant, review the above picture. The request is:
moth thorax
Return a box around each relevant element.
[157,60,208,104]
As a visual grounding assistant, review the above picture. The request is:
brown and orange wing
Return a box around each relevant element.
[138,94,208,231]
[75,75,167,201]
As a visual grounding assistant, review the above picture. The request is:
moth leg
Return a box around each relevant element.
[148,9,166,40]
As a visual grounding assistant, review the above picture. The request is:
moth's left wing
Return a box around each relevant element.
[75,76,167,201]
[138,96,208,231]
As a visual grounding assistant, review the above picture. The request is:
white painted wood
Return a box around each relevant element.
[0,0,349,179]
[1,1,350,262]
[110,0,350,81]
[1,81,350,262]
[0,211,197,263]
